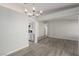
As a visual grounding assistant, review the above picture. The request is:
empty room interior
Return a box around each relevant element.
[0,3,79,56]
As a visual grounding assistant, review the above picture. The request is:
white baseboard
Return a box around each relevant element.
[3,45,29,56]
[38,35,47,41]
[48,36,78,41]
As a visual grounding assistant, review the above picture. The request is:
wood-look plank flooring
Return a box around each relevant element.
[8,37,78,56]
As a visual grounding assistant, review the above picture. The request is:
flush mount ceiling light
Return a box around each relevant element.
[24,3,43,17]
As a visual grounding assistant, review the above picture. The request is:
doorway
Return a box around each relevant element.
[28,22,35,43]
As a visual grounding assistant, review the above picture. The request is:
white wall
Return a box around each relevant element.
[78,15,79,55]
[38,22,46,37]
[37,22,48,40]
[47,15,79,41]
[0,6,32,55]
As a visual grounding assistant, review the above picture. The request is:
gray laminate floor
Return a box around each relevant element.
[8,37,78,56]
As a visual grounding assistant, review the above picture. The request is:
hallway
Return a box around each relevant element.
[8,37,78,56]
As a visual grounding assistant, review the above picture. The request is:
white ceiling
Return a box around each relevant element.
[20,3,75,10]
[38,6,79,21]
[0,3,78,15]
[0,3,79,21]
[21,3,79,15]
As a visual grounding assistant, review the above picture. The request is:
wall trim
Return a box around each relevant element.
[48,36,78,41]
[38,35,48,41]
[3,45,29,56]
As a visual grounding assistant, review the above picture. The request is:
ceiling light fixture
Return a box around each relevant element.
[24,3,43,17]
